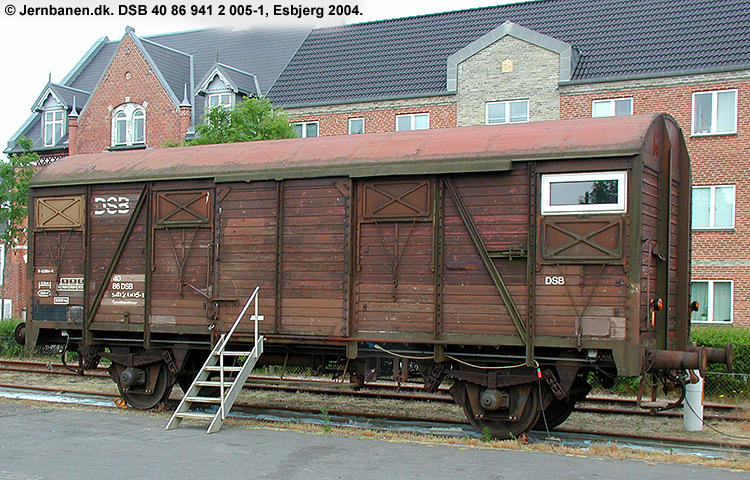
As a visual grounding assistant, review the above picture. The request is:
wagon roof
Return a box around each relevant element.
[31,114,674,187]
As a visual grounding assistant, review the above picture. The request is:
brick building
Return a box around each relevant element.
[6,0,750,326]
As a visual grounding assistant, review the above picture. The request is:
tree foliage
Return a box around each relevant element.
[0,137,37,247]
[188,97,296,145]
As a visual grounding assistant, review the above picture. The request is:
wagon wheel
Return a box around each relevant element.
[114,361,173,410]
[453,380,541,439]
[533,396,577,431]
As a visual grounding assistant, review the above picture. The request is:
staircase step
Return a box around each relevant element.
[222,351,254,357]
[205,366,243,372]
[185,396,222,404]
[194,380,229,387]
[174,412,216,420]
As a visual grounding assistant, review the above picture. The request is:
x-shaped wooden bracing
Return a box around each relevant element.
[545,221,620,257]
[158,193,209,223]
[367,183,427,217]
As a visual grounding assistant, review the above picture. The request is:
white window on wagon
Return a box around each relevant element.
[348,117,365,135]
[691,185,735,230]
[395,113,429,131]
[486,100,529,125]
[293,121,319,138]
[541,171,628,215]
[691,280,733,324]
[592,98,633,117]
[691,89,737,135]
[112,103,146,146]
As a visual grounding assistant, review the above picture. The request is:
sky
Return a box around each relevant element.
[0,0,523,155]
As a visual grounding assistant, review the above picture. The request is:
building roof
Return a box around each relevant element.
[7,0,750,152]
[268,0,750,106]
[31,114,674,187]
[6,26,310,153]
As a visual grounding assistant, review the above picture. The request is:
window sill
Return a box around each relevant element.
[689,132,738,138]
[692,228,736,232]
[108,143,146,151]
[690,321,733,325]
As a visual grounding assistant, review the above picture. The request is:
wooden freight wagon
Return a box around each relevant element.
[24,114,730,437]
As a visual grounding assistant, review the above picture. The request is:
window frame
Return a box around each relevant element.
[293,121,319,138]
[691,89,738,136]
[395,113,430,131]
[208,92,233,109]
[690,279,733,324]
[111,103,146,147]
[591,98,633,118]
[485,100,530,125]
[691,185,735,230]
[348,117,365,135]
[541,171,628,215]
[44,109,65,147]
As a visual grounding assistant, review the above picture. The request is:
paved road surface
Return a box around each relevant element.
[0,401,745,480]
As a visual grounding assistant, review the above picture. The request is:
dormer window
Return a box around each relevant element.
[208,93,232,109]
[205,74,234,109]
[44,110,65,146]
[112,103,146,146]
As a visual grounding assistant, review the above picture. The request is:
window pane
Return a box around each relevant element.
[209,95,219,107]
[713,282,732,322]
[55,123,63,142]
[550,180,618,206]
[54,111,64,121]
[292,124,303,137]
[690,282,709,322]
[615,99,632,116]
[714,186,734,228]
[220,94,232,106]
[45,124,53,145]
[133,116,145,143]
[305,122,318,138]
[691,187,710,228]
[592,101,612,118]
[692,93,712,133]
[509,101,528,122]
[414,114,429,130]
[116,118,127,144]
[349,118,364,135]
[396,116,411,131]
[487,103,506,124]
[716,91,736,133]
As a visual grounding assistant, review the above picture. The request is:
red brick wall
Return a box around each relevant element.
[561,79,750,325]
[1,245,27,320]
[290,104,457,136]
[75,33,188,154]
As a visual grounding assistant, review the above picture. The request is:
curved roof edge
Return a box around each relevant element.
[31,114,677,188]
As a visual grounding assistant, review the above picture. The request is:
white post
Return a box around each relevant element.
[683,370,704,431]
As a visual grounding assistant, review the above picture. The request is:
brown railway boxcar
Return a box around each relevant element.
[23,114,731,437]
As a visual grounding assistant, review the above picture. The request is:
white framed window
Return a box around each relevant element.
[541,171,628,215]
[486,100,529,125]
[293,121,319,138]
[691,185,735,230]
[691,280,733,323]
[208,93,232,109]
[691,89,737,135]
[349,118,364,135]
[396,113,429,131]
[112,103,146,146]
[44,109,65,146]
[592,98,633,117]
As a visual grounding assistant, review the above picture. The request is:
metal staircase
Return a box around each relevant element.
[166,286,264,433]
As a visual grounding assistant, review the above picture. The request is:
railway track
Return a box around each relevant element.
[2,358,745,422]
[0,382,747,460]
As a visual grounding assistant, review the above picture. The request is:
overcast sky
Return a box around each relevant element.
[0,0,521,155]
